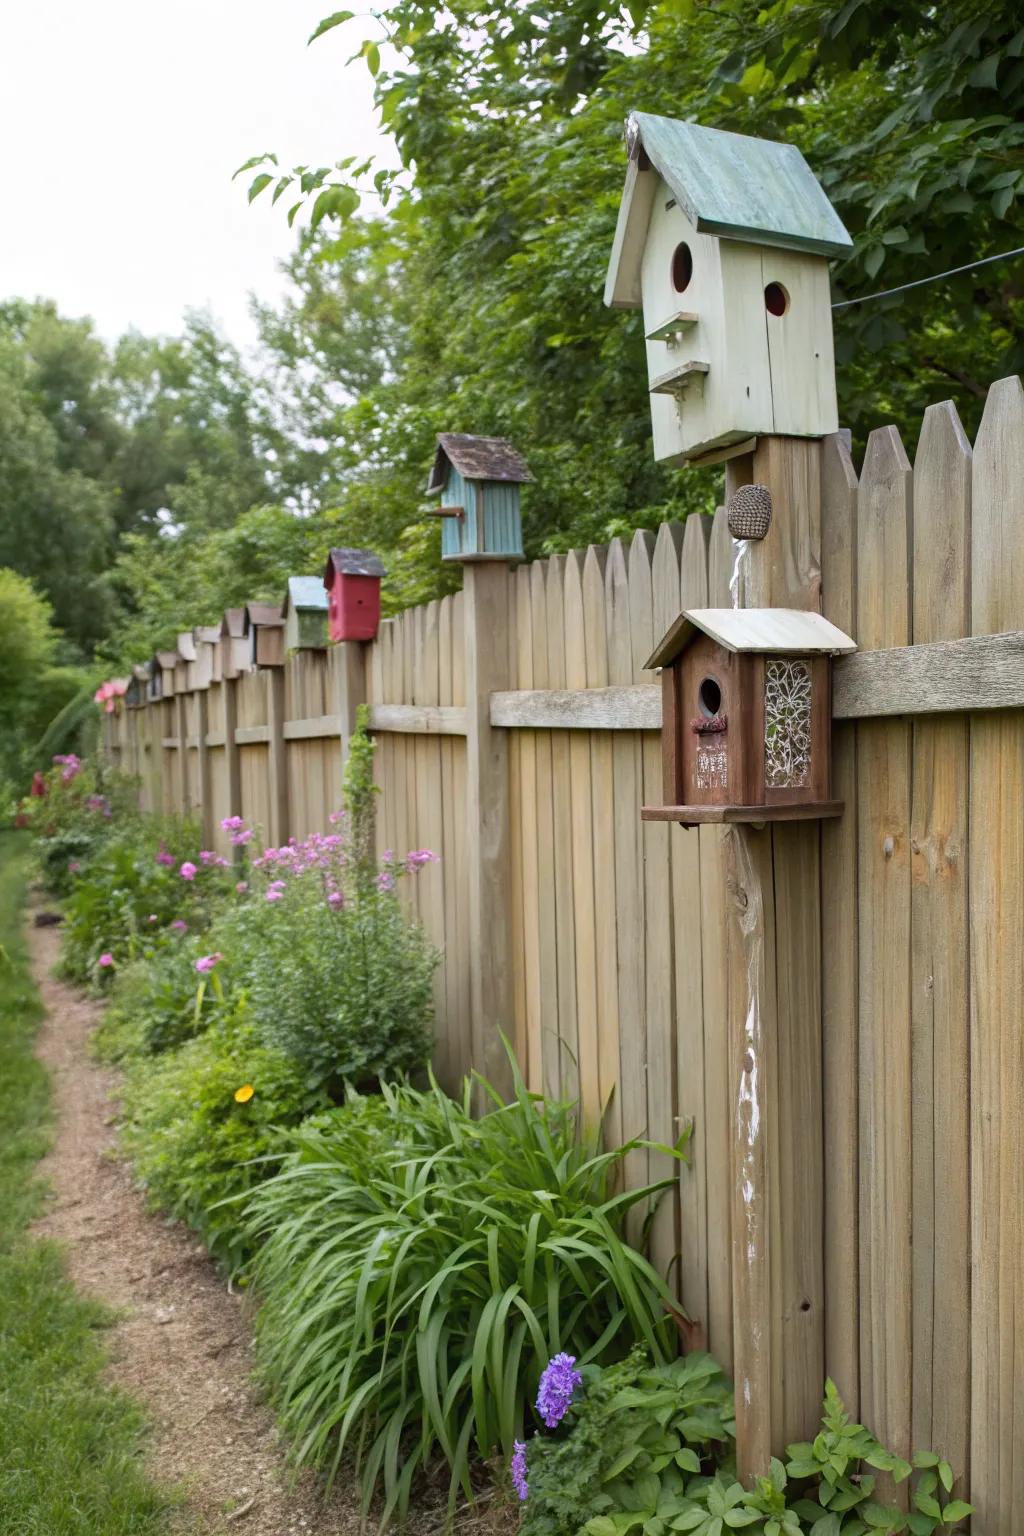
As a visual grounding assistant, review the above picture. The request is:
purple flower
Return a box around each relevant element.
[53,753,82,783]
[98,952,114,968]
[179,861,197,881]
[231,828,253,846]
[511,1440,528,1501]
[327,891,343,909]
[221,815,244,832]
[155,847,175,867]
[265,888,284,902]
[171,919,188,934]
[406,849,439,869]
[536,1353,582,1428]
[195,953,222,974]
[376,870,396,893]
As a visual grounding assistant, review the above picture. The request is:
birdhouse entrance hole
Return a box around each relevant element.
[764,281,789,316]
[698,676,722,716]
[671,242,693,293]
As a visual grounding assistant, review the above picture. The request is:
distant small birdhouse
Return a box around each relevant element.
[220,609,250,681]
[126,663,151,709]
[281,576,329,651]
[643,608,856,826]
[244,603,285,668]
[154,650,178,699]
[426,433,530,563]
[605,114,853,464]
[191,626,220,691]
[176,632,197,693]
[322,549,385,643]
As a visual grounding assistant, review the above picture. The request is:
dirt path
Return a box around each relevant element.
[28,914,366,1536]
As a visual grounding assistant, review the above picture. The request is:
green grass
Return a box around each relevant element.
[0,832,173,1535]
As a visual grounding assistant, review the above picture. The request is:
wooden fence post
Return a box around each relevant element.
[222,677,242,832]
[335,640,368,777]
[463,561,515,1100]
[266,667,289,848]
[725,438,825,1480]
[174,691,189,815]
[195,689,212,846]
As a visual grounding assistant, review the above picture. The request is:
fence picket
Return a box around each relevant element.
[856,425,914,1488]
[565,550,600,1121]
[970,375,1024,1534]
[530,561,560,1099]
[910,401,971,1485]
[820,431,860,1412]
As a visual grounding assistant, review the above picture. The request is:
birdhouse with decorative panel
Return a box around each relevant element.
[605,113,852,465]
[642,608,856,826]
[244,603,285,668]
[323,549,385,643]
[426,433,530,563]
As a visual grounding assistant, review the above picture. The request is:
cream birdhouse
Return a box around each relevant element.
[605,114,853,465]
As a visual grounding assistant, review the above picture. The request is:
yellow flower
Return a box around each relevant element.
[234,1084,254,1104]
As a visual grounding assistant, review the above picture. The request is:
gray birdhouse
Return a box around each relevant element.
[191,626,220,691]
[154,650,178,699]
[643,607,856,826]
[426,433,530,563]
[605,114,852,465]
[176,631,197,694]
[282,576,329,652]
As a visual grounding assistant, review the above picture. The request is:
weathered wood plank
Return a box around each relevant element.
[490,684,660,729]
[367,703,468,735]
[546,555,579,1105]
[513,567,542,1093]
[856,424,914,1497]
[909,400,971,1487]
[565,551,600,1122]
[819,431,860,1413]
[531,560,560,1100]
[582,544,620,1144]
[970,374,1024,1534]
[676,512,710,1335]
[606,537,648,1219]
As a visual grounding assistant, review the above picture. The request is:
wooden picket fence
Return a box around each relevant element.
[105,374,1024,1532]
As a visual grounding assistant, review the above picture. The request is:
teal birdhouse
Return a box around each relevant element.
[426,433,530,563]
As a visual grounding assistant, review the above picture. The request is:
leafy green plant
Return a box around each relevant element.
[118,1007,327,1275]
[518,1368,971,1536]
[97,935,230,1058]
[244,1060,689,1524]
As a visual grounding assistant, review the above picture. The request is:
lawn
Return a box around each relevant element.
[0,831,171,1536]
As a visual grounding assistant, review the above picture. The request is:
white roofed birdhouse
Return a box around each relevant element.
[605,114,853,465]
[643,607,856,827]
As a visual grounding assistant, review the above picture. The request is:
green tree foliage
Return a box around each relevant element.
[0,569,62,782]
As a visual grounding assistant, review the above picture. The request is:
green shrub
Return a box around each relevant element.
[244,1063,689,1524]
[97,935,229,1059]
[26,758,138,896]
[518,1368,971,1536]
[119,1009,327,1275]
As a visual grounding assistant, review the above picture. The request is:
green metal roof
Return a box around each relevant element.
[628,113,852,258]
[284,576,327,614]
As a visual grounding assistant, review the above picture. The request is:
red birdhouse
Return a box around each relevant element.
[323,548,386,643]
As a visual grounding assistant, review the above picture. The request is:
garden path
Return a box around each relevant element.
[27,913,365,1536]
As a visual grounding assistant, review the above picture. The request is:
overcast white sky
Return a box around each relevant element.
[0,0,397,350]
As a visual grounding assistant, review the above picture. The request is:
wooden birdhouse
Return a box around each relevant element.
[426,433,530,563]
[322,550,385,643]
[605,113,853,465]
[176,632,196,693]
[220,609,250,681]
[154,650,178,699]
[244,603,285,668]
[282,576,329,651]
[191,626,219,691]
[125,663,150,709]
[643,608,856,826]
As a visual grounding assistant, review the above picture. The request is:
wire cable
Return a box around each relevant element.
[831,243,1024,311]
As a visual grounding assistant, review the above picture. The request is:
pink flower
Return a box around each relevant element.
[179,861,197,881]
[171,919,188,934]
[231,828,253,846]
[221,815,245,832]
[148,914,158,923]
[195,953,222,974]
[235,881,248,894]
[376,870,396,893]
[265,888,284,902]
[68,860,81,873]
[406,849,439,870]
[155,847,175,867]
[98,952,114,968]
[53,753,81,783]
[327,891,343,909]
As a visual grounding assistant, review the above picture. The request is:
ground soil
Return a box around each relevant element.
[27,911,370,1536]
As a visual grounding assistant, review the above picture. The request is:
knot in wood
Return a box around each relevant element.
[727,483,773,541]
